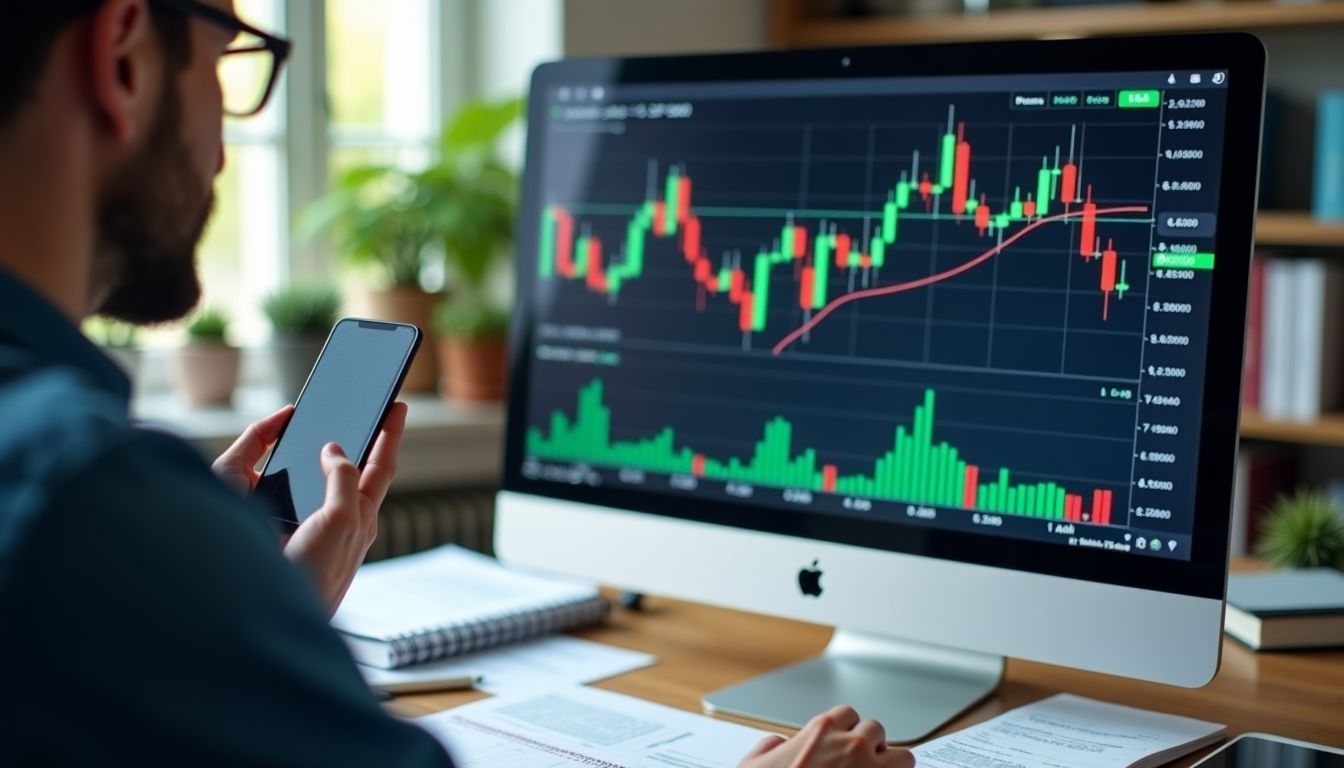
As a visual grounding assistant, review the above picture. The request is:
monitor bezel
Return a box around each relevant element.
[502,33,1265,602]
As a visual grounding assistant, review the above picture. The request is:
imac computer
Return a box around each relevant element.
[496,33,1265,742]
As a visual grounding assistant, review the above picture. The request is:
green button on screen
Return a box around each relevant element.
[1118,90,1161,108]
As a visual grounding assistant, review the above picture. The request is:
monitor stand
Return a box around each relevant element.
[703,630,1003,744]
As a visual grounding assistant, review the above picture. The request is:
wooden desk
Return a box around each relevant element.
[393,594,1344,767]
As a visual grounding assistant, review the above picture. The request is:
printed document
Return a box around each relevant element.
[413,685,771,768]
[912,693,1225,768]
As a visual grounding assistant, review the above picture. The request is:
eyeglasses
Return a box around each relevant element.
[149,0,292,117]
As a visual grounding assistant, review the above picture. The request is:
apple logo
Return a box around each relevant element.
[798,560,823,597]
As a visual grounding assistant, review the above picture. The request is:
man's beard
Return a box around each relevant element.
[92,81,213,325]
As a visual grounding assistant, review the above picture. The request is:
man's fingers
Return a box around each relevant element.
[741,735,787,760]
[358,401,408,507]
[854,719,888,751]
[814,705,861,732]
[217,405,294,469]
[882,747,916,768]
[319,443,360,518]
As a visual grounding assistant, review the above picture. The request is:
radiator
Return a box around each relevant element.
[366,487,498,561]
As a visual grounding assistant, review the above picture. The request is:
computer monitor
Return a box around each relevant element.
[497,33,1265,742]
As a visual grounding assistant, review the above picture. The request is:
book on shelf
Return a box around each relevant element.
[332,544,611,669]
[1249,253,1343,423]
[1314,90,1344,221]
[1224,568,1344,651]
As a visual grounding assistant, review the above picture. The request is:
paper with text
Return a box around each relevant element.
[912,693,1225,768]
[413,686,772,768]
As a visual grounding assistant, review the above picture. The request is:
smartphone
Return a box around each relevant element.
[253,318,421,531]
[1191,733,1344,767]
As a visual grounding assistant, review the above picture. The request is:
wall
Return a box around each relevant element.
[563,0,769,57]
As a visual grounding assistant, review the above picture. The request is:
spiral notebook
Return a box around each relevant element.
[332,544,610,669]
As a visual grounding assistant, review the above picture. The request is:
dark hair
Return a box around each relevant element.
[0,1,189,128]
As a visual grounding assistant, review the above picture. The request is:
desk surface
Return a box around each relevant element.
[392,593,1344,767]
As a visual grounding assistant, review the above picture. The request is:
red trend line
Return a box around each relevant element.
[771,204,1149,356]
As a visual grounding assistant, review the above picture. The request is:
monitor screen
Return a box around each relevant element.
[505,42,1258,601]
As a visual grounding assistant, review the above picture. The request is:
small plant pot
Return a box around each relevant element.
[365,287,443,394]
[269,333,327,403]
[172,342,241,407]
[438,336,507,403]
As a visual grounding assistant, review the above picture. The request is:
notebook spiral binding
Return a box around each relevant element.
[384,595,612,668]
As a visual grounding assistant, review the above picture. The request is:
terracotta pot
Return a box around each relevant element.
[438,336,507,403]
[269,334,326,404]
[364,287,442,394]
[172,342,241,407]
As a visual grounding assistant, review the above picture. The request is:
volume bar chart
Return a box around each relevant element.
[527,381,1116,524]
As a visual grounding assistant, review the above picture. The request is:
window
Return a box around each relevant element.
[162,1,561,351]
[195,0,286,345]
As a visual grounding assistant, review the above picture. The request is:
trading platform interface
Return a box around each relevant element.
[520,70,1231,562]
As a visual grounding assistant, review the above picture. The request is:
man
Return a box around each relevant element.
[0,2,913,766]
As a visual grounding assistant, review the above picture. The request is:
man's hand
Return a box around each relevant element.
[284,402,408,616]
[738,706,913,768]
[212,402,409,616]
[212,405,295,493]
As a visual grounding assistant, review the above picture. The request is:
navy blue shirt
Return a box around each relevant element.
[0,267,453,766]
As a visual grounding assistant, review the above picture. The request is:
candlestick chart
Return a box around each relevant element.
[518,78,1225,558]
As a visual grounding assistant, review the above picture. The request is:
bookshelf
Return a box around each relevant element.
[1256,211,1344,248]
[1241,411,1344,447]
[771,1,1344,47]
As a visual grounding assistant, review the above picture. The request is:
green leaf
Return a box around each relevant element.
[443,96,523,152]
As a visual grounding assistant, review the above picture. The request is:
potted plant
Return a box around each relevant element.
[263,285,343,403]
[1256,490,1344,570]
[84,317,141,381]
[421,97,521,403]
[172,307,240,407]
[299,97,521,397]
[433,299,509,402]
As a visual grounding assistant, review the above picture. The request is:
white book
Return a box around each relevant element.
[1290,259,1326,422]
[332,545,610,669]
[1260,258,1296,419]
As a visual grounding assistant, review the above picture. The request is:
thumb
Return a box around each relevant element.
[741,735,787,761]
[319,443,359,515]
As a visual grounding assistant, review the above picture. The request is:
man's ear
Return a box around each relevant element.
[86,0,159,142]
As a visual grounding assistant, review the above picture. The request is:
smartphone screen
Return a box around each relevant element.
[1194,735,1344,767]
[253,319,421,530]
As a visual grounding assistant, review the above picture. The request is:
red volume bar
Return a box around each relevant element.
[1079,185,1097,258]
[1091,488,1114,525]
[963,464,980,509]
[822,464,838,494]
